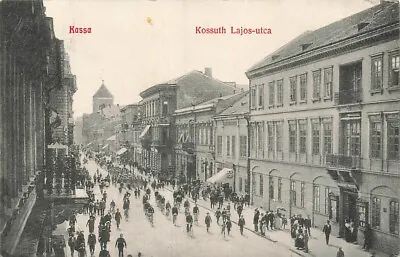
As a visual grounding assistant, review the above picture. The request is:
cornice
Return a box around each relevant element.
[140,84,176,99]
[246,23,399,79]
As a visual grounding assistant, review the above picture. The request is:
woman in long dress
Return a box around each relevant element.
[275,211,282,230]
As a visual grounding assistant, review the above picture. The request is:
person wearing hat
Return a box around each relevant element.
[238,215,245,235]
[115,234,127,257]
[205,212,212,232]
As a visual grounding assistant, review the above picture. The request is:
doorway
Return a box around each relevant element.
[342,190,358,242]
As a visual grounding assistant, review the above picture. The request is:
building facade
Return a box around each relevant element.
[246,1,399,254]
[132,68,238,179]
[214,92,250,195]
[0,1,80,255]
[174,92,246,183]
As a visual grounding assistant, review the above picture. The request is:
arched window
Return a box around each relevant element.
[389,200,399,235]
[371,196,381,229]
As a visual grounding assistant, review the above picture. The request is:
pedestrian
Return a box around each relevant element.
[115,209,122,229]
[336,247,345,257]
[205,212,212,232]
[215,208,221,225]
[115,234,127,257]
[87,232,96,256]
[226,218,232,235]
[304,229,309,253]
[221,220,226,237]
[68,235,76,257]
[322,220,332,245]
[253,208,260,232]
[304,215,311,236]
[363,223,372,251]
[238,215,245,235]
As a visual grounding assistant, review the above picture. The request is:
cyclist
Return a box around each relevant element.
[183,198,190,209]
[193,204,199,225]
[186,212,194,235]
[165,201,171,217]
[172,204,179,226]
[146,204,155,226]
[184,206,190,217]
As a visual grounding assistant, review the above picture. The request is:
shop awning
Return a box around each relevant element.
[101,144,109,150]
[139,125,151,139]
[86,142,93,146]
[116,148,127,155]
[207,168,234,185]
[106,135,116,141]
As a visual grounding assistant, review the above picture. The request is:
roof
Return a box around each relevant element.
[93,80,113,98]
[247,1,399,73]
[218,91,249,116]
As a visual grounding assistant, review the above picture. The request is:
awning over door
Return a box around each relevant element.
[207,168,234,185]
[139,125,151,139]
[116,148,127,155]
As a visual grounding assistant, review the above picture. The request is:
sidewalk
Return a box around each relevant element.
[163,185,389,257]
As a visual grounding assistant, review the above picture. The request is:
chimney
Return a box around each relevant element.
[204,67,212,77]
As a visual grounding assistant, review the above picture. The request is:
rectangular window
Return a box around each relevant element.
[226,136,231,157]
[251,86,256,108]
[258,85,264,108]
[390,200,399,235]
[300,73,307,101]
[389,53,400,88]
[388,118,400,160]
[312,121,320,155]
[313,185,320,213]
[343,120,361,156]
[289,121,297,153]
[250,125,256,157]
[267,122,275,153]
[313,69,321,100]
[269,81,275,106]
[371,196,381,229]
[290,76,297,103]
[240,136,247,158]
[370,119,382,158]
[231,136,236,158]
[324,67,333,99]
[258,123,264,158]
[277,178,282,202]
[371,56,383,91]
[276,79,283,106]
[325,187,330,215]
[323,119,332,154]
[259,174,264,196]
[291,181,296,206]
[269,178,274,199]
[217,136,222,156]
[299,121,307,154]
[300,182,305,208]
[276,121,283,152]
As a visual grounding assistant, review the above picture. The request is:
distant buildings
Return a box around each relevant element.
[245,1,399,254]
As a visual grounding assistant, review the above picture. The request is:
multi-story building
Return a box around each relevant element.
[0,1,82,255]
[133,68,238,179]
[174,92,245,183]
[213,92,250,194]
[245,1,399,254]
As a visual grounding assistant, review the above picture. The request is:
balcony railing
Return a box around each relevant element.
[326,154,361,170]
[334,88,362,105]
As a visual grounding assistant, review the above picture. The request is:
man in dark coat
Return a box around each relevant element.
[253,209,260,232]
[322,220,332,245]
[115,234,127,257]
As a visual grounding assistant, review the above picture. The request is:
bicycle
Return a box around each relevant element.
[187,222,193,236]
[165,208,170,218]
[194,213,199,225]
[173,213,177,225]
[147,212,154,226]
[124,209,129,221]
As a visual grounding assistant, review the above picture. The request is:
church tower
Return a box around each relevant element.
[93,80,114,113]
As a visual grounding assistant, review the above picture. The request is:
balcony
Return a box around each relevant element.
[334,88,362,105]
[182,142,195,154]
[326,154,361,170]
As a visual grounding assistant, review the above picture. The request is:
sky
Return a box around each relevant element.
[44,0,376,118]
